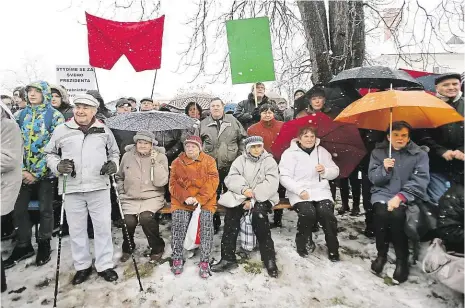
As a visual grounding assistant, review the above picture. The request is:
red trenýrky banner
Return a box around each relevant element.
[85,12,165,72]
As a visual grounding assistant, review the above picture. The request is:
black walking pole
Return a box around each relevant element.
[150,70,158,99]
[53,174,68,308]
[111,174,143,291]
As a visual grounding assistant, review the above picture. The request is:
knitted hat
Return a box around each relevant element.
[184,135,202,151]
[435,73,461,85]
[244,136,264,152]
[73,94,99,108]
[133,130,157,145]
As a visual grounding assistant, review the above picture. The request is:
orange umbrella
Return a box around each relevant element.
[334,90,463,130]
[334,90,464,157]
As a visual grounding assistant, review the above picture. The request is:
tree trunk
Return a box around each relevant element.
[298,0,365,84]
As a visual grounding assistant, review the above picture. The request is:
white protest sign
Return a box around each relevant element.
[56,65,97,99]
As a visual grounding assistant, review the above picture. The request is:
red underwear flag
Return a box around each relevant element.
[85,12,165,72]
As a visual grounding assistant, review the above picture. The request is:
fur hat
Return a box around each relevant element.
[184,135,202,151]
[133,130,157,144]
[244,136,264,152]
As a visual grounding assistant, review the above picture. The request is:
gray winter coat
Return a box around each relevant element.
[1,116,23,216]
[219,151,279,207]
[115,144,168,215]
[45,118,120,194]
[199,114,247,169]
[368,140,430,204]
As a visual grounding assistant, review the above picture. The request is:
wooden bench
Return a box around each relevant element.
[158,200,292,214]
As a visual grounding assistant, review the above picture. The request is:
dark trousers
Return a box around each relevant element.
[361,167,374,232]
[14,179,55,246]
[122,211,165,254]
[273,184,287,224]
[373,203,408,260]
[1,257,5,291]
[110,177,122,221]
[340,169,361,210]
[329,181,337,201]
[221,201,276,263]
[294,200,339,254]
[215,167,231,229]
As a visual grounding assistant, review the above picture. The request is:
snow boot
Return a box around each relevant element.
[199,262,211,279]
[36,239,51,266]
[328,251,340,262]
[72,267,92,285]
[4,244,35,269]
[370,256,387,274]
[392,259,409,284]
[98,268,118,282]
[120,253,131,263]
[350,207,361,216]
[171,259,184,275]
[210,259,238,272]
[264,259,278,278]
[149,250,164,264]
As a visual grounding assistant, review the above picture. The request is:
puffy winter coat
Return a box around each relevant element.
[115,145,168,215]
[437,183,464,254]
[18,81,64,179]
[51,85,74,120]
[368,140,430,204]
[247,118,283,153]
[199,114,247,169]
[169,152,219,213]
[220,151,279,207]
[233,93,282,129]
[45,118,120,194]
[1,114,23,216]
[279,139,339,205]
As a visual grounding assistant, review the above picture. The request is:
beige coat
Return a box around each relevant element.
[115,144,169,215]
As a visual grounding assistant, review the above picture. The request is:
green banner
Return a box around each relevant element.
[226,17,276,84]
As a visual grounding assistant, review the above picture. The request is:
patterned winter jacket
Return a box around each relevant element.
[18,81,64,179]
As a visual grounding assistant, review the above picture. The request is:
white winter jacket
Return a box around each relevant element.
[45,118,120,194]
[279,139,339,205]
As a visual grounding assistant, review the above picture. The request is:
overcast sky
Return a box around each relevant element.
[0,0,462,105]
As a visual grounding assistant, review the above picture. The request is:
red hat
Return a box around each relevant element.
[184,135,203,151]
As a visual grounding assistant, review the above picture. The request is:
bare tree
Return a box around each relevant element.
[0,57,45,93]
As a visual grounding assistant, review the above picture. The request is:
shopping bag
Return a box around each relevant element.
[422,238,464,293]
[183,204,201,250]
[240,200,256,251]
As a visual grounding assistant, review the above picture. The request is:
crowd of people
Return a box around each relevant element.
[0,74,463,294]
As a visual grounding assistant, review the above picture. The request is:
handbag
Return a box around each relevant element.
[240,200,256,251]
[404,189,438,241]
[183,204,201,250]
[422,238,464,293]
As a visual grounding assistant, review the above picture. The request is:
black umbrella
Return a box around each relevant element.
[329,66,422,89]
[294,84,362,118]
[105,111,196,132]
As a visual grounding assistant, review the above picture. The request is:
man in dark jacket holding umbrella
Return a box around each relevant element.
[233,82,281,129]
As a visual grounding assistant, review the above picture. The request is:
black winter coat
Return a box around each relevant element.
[437,183,464,254]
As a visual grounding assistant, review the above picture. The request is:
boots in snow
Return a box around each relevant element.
[210,259,238,272]
[72,267,92,285]
[36,239,51,266]
[120,253,131,263]
[393,259,409,284]
[199,262,211,279]
[98,268,118,282]
[149,250,164,264]
[328,251,340,262]
[4,244,35,269]
[371,256,387,274]
[264,259,278,278]
[350,207,361,216]
[171,259,184,275]
[338,205,350,215]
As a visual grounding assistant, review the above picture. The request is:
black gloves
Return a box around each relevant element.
[100,161,117,175]
[57,159,75,176]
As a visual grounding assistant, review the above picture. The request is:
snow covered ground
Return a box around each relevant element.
[1,206,463,308]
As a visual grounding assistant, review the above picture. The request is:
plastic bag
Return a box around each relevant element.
[240,200,256,251]
[183,204,201,250]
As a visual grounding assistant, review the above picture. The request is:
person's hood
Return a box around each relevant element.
[0,100,15,119]
[124,144,166,154]
[288,138,321,151]
[242,149,274,162]
[247,92,270,103]
[25,81,52,107]
[375,139,429,155]
[294,89,306,99]
[50,84,71,108]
